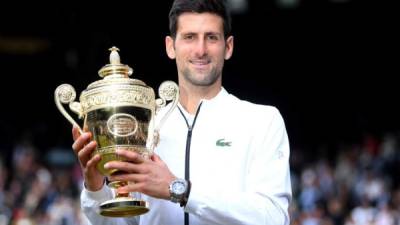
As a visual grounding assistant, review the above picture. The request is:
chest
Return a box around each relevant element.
[156,113,253,190]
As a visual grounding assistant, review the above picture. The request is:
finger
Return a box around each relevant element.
[72,132,92,154]
[104,161,145,174]
[118,182,144,194]
[72,125,81,141]
[109,173,146,183]
[78,141,97,166]
[116,149,144,164]
[86,153,101,170]
[151,153,162,163]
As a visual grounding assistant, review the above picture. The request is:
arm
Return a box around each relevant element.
[185,108,292,225]
[72,126,138,225]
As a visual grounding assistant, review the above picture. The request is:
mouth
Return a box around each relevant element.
[190,59,210,69]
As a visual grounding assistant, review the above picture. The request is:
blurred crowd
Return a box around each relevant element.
[1,132,400,225]
[0,137,89,225]
[290,133,400,225]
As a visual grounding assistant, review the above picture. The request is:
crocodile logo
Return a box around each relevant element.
[216,138,231,147]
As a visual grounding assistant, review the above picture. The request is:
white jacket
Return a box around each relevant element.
[81,88,292,225]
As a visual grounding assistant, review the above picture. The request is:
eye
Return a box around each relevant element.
[207,35,219,41]
[183,34,194,40]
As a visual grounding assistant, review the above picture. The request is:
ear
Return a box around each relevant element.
[165,36,176,59]
[224,36,234,60]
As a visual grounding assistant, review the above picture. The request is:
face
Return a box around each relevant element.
[166,12,233,87]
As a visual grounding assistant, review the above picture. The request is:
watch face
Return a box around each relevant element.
[173,180,187,195]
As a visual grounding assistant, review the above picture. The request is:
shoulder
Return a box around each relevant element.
[225,93,287,133]
[227,93,282,119]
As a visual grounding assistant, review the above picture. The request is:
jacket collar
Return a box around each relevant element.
[177,87,229,115]
[200,87,229,105]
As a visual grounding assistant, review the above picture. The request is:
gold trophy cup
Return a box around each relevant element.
[54,47,179,217]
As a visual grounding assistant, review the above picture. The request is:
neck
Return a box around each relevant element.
[178,80,221,115]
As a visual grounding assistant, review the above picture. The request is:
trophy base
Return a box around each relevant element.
[99,197,149,217]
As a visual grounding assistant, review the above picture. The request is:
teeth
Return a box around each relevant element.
[191,60,208,65]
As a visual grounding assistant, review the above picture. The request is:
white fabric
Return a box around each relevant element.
[81,88,292,225]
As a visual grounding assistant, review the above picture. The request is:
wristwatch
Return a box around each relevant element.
[169,178,190,206]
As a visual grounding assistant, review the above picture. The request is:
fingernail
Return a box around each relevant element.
[82,133,89,139]
[104,163,110,169]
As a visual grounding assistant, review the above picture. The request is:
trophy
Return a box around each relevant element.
[54,47,179,217]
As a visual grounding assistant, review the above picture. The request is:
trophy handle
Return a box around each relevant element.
[54,84,84,134]
[152,81,179,148]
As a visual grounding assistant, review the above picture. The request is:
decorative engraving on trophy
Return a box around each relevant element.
[81,88,154,113]
[107,113,138,137]
[95,145,148,156]
[56,84,76,103]
[159,82,178,101]
[156,81,179,111]
[86,106,150,150]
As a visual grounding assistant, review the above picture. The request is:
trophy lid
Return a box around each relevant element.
[98,46,133,78]
[86,47,146,90]
[79,47,155,114]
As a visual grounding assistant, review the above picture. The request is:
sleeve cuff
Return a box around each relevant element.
[183,181,207,215]
[82,182,114,204]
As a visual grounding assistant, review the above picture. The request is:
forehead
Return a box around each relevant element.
[176,12,224,34]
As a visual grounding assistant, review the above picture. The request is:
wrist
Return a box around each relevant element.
[169,178,191,207]
[84,178,105,192]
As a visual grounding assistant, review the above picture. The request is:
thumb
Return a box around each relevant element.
[72,125,81,141]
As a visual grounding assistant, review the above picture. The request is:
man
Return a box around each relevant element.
[72,0,292,224]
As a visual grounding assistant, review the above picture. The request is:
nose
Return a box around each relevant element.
[194,39,207,58]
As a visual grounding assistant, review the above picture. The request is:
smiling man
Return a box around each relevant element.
[73,0,292,225]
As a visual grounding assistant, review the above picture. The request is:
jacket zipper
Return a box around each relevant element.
[177,102,203,225]
[185,128,192,180]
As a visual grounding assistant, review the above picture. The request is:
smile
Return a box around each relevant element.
[190,59,210,65]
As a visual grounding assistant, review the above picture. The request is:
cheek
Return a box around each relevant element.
[174,44,191,55]
[212,50,226,65]
[212,46,227,58]
[174,49,189,62]
[175,57,187,72]
[175,52,186,63]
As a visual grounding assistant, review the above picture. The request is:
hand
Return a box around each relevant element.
[72,126,104,191]
[105,149,176,200]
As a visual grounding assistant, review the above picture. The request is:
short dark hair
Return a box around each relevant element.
[168,0,232,39]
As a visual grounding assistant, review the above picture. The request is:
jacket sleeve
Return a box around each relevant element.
[185,107,292,225]
[81,183,139,225]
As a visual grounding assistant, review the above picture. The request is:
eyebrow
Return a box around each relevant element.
[205,32,222,36]
[180,32,222,36]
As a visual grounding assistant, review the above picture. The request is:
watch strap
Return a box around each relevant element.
[180,180,191,207]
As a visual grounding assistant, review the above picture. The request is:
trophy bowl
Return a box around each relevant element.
[54,47,179,217]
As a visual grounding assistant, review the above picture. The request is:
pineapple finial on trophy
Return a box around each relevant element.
[109,46,121,65]
[99,46,133,78]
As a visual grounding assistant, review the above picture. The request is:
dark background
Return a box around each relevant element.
[0,1,397,158]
